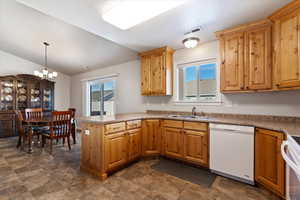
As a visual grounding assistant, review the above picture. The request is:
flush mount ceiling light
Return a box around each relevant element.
[182,28,201,48]
[102,0,185,30]
[182,37,200,48]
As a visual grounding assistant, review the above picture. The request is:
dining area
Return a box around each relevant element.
[0,74,77,154]
[15,108,77,154]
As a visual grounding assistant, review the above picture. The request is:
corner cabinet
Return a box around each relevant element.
[142,119,161,155]
[255,128,285,198]
[139,47,174,96]
[216,19,272,92]
[270,2,300,89]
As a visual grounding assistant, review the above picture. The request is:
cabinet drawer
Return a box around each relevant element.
[0,114,15,120]
[104,122,126,134]
[184,121,208,131]
[163,120,183,128]
[126,120,141,130]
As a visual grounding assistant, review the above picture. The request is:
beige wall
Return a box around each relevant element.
[70,60,144,117]
[71,40,300,117]
[0,50,71,110]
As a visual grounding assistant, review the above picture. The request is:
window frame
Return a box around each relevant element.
[84,74,118,117]
[175,58,221,105]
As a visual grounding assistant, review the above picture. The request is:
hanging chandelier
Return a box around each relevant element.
[34,42,58,80]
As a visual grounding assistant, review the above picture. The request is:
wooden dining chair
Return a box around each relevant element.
[15,110,26,148]
[25,108,43,120]
[41,111,72,154]
[68,108,76,144]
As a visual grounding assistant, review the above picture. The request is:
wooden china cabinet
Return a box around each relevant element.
[0,74,55,137]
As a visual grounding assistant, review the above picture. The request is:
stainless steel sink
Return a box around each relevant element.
[168,115,208,120]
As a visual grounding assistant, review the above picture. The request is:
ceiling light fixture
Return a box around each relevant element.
[33,42,58,80]
[102,0,185,30]
[182,28,201,48]
[182,37,200,48]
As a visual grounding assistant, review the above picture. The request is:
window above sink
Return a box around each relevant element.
[176,58,221,104]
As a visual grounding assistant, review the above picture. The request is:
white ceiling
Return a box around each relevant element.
[0,0,137,75]
[0,0,292,75]
[17,0,292,52]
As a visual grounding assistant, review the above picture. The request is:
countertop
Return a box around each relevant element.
[78,112,300,137]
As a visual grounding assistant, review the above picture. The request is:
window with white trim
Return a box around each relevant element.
[86,77,116,116]
[177,59,219,102]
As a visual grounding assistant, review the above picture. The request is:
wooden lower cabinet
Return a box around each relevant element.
[142,119,161,155]
[163,127,183,159]
[183,130,209,167]
[255,128,285,198]
[105,132,128,171]
[162,120,209,167]
[128,129,142,161]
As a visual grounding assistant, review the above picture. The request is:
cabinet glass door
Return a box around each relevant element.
[16,80,28,110]
[29,82,41,108]
[0,79,15,111]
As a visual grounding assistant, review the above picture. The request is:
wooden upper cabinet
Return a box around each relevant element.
[142,119,161,155]
[139,47,174,96]
[270,4,300,89]
[150,53,165,95]
[141,55,151,95]
[245,25,272,90]
[220,32,245,91]
[217,19,272,92]
[255,128,285,198]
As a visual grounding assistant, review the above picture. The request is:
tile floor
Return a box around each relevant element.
[0,136,280,200]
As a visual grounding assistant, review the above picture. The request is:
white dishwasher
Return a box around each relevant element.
[210,123,254,185]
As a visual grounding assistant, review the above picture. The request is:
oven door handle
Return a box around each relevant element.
[281,141,300,176]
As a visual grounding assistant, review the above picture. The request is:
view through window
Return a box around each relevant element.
[178,60,217,102]
[88,78,115,116]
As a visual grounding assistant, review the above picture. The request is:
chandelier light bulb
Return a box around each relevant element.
[52,71,58,78]
[48,73,53,79]
[42,68,49,75]
[38,72,44,78]
[34,70,39,76]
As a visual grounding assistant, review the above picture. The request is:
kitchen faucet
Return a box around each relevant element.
[192,107,196,116]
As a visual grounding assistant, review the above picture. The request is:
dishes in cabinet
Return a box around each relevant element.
[31,89,40,95]
[2,82,13,87]
[18,95,27,102]
[31,96,40,102]
[44,90,51,95]
[3,87,13,94]
[18,88,26,94]
[4,95,13,102]
[17,83,25,88]
[44,96,50,102]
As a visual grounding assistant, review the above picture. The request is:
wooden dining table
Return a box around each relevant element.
[23,116,52,153]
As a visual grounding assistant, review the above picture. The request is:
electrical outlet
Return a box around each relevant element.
[84,130,90,135]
